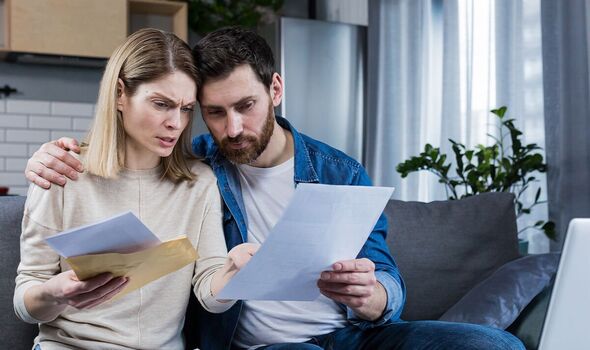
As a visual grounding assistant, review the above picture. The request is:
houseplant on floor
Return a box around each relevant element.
[396,107,556,249]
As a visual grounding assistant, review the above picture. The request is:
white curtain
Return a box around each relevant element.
[366,0,549,252]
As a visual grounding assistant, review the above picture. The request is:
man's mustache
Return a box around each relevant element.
[223,135,257,144]
[226,135,245,143]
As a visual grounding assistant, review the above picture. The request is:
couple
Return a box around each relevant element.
[18,26,525,350]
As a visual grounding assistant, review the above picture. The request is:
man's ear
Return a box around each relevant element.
[270,73,283,107]
[116,78,126,112]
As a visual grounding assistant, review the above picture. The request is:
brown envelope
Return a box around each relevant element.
[66,236,198,300]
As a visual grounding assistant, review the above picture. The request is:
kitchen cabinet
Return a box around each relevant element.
[0,0,187,59]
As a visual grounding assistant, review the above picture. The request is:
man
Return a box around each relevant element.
[26,27,524,350]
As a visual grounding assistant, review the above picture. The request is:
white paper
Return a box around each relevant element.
[218,183,395,301]
[45,211,161,258]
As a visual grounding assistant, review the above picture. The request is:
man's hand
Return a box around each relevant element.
[25,138,83,189]
[318,258,387,321]
[210,243,260,297]
[25,270,128,321]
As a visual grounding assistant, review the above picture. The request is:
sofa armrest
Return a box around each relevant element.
[506,284,552,350]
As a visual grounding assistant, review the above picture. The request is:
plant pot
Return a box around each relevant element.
[518,239,529,256]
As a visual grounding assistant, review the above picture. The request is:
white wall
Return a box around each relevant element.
[0,98,93,195]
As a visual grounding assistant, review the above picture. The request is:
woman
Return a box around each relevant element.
[14,28,243,350]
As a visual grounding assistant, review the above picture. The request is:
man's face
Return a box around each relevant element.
[199,65,280,164]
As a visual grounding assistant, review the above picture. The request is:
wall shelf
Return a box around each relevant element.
[0,0,188,59]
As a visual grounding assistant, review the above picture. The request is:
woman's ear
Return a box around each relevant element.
[117,78,126,112]
[270,73,283,107]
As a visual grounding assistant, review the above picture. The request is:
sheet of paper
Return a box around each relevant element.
[45,211,160,257]
[66,236,198,300]
[218,183,395,301]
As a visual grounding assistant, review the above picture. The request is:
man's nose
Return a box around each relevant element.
[226,112,244,138]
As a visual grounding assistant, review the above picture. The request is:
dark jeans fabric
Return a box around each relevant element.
[251,321,525,350]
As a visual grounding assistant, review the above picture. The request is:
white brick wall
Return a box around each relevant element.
[6,158,28,171]
[30,115,72,130]
[0,99,96,195]
[0,114,28,127]
[51,102,94,117]
[7,100,51,114]
[6,129,51,143]
[73,118,92,131]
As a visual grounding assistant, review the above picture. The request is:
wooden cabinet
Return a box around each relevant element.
[0,0,187,59]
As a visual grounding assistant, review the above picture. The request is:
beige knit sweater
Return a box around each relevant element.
[14,158,233,350]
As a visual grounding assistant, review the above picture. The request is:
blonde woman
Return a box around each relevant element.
[14,28,247,350]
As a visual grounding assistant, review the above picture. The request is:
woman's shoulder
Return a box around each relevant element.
[187,159,216,181]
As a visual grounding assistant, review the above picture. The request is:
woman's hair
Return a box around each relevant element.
[84,28,198,183]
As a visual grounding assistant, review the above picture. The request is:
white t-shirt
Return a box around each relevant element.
[233,158,347,349]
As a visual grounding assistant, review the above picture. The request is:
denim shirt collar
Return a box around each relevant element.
[276,117,319,184]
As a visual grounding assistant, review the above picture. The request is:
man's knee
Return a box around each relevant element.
[397,321,525,350]
[260,343,323,350]
[369,321,524,350]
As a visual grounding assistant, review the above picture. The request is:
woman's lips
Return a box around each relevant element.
[157,136,176,148]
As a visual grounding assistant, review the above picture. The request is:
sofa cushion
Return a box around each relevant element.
[0,196,38,349]
[439,252,559,328]
[384,192,520,320]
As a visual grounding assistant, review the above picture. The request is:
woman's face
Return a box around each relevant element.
[117,71,196,169]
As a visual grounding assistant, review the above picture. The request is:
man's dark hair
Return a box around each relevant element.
[193,26,276,92]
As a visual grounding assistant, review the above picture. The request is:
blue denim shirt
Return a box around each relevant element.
[190,117,406,350]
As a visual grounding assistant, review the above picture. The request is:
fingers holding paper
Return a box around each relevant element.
[44,270,128,308]
[210,243,259,297]
[317,258,387,321]
[24,270,128,322]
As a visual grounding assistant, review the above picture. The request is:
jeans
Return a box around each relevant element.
[254,321,525,350]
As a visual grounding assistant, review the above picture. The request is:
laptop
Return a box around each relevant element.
[538,218,590,349]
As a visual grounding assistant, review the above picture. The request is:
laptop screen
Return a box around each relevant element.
[538,218,590,349]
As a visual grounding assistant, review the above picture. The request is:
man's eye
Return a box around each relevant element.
[154,101,168,108]
[239,101,254,112]
[181,106,194,113]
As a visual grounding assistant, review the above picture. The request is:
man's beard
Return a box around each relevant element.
[217,102,275,164]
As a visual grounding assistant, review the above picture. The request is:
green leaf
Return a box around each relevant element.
[491,106,507,118]
[542,221,557,241]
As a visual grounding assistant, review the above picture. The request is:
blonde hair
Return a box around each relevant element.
[84,28,198,183]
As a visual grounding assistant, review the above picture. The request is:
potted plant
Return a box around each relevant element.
[183,0,284,36]
[396,107,556,244]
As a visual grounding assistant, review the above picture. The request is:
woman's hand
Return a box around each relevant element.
[25,270,128,321]
[210,243,260,298]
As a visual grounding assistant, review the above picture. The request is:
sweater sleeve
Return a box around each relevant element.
[14,183,64,324]
[192,182,235,313]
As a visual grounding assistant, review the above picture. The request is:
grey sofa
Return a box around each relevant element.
[1,193,556,349]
